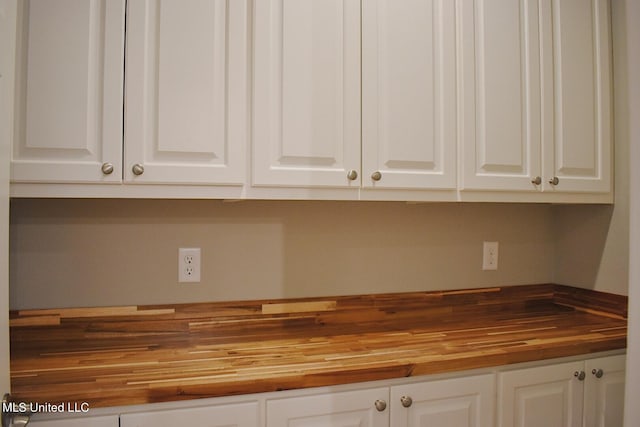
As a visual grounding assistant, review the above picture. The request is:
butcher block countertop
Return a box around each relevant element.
[10,284,627,408]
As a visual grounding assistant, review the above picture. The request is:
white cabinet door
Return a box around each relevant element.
[391,374,494,427]
[11,0,125,183]
[124,0,247,185]
[584,355,626,427]
[120,401,258,427]
[267,387,389,427]
[361,0,456,190]
[498,361,584,427]
[252,0,361,188]
[460,0,542,192]
[28,415,119,427]
[540,0,612,193]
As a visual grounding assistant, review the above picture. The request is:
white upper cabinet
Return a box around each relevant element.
[460,0,542,192]
[12,0,125,183]
[252,0,361,188]
[124,0,247,185]
[541,0,612,193]
[461,0,612,195]
[362,0,457,190]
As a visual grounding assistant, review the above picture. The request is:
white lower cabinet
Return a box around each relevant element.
[266,387,389,427]
[584,356,626,427]
[266,374,494,427]
[27,415,119,427]
[119,401,259,427]
[390,374,495,427]
[498,355,625,427]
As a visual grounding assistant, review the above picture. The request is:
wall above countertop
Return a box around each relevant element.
[10,200,559,310]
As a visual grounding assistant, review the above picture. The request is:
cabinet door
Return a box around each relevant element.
[498,361,584,427]
[460,0,542,191]
[120,401,258,427]
[584,355,626,427]
[124,0,247,185]
[361,0,456,190]
[267,387,389,427]
[390,374,494,427]
[11,0,125,183]
[28,415,119,427]
[252,0,361,188]
[540,0,612,193]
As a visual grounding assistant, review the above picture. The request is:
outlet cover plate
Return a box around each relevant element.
[482,241,499,271]
[179,248,201,283]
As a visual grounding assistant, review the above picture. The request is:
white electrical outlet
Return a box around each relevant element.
[482,241,499,270]
[179,248,201,283]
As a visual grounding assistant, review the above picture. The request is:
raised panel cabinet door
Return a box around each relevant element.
[11,0,125,183]
[252,0,361,188]
[362,0,456,190]
[390,374,494,427]
[28,415,119,427]
[266,387,389,427]
[540,0,612,193]
[120,401,259,427]
[124,0,248,185]
[498,361,584,427]
[459,0,542,191]
[584,355,626,427]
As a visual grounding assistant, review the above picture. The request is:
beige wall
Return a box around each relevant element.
[10,200,555,309]
[551,0,630,296]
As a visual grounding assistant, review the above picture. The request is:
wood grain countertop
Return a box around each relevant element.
[9,284,627,408]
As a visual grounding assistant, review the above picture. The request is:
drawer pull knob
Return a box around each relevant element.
[549,176,560,186]
[574,370,586,381]
[371,171,382,181]
[531,176,542,185]
[374,400,387,412]
[592,368,604,378]
[347,170,358,181]
[400,396,413,408]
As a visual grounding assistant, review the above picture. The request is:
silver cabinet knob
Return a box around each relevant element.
[574,371,586,381]
[101,162,114,175]
[592,368,604,378]
[132,163,145,176]
[374,400,387,412]
[2,394,31,427]
[347,170,358,181]
[531,176,542,185]
[371,171,382,181]
[549,176,560,185]
[400,396,413,408]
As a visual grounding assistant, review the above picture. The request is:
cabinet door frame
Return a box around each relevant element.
[584,355,626,427]
[540,0,612,193]
[28,415,119,427]
[124,0,248,185]
[459,0,542,192]
[391,373,495,427]
[11,0,125,184]
[362,0,457,190]
[498,361,584,427]
[120,401,259,427]
[252,0,361,189]
[266,387,389,427]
